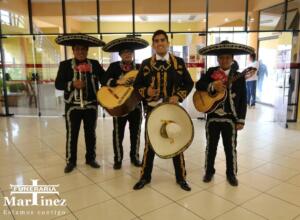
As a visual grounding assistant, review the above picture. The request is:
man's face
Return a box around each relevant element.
[152,34,169,56]
[120,49,133,63]
[73,45,88,61]
[217,54,233,70]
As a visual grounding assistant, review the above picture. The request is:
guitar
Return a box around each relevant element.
[193,67,256,113]
[97,70,142,117]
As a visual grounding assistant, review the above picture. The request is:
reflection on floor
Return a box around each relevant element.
[0,104,300,220]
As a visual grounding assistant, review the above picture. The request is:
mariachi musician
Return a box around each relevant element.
[102,36,149,169]
[195,41,254,186]
[55,34,106,173]
[133,30,194,191]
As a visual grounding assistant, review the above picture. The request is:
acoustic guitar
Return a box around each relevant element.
[193,67,256,113]
[97,70,142,117]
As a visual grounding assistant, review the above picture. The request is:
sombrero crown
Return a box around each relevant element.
[55,34,105,47]
[198,40,255,56]
[103,36,149,52]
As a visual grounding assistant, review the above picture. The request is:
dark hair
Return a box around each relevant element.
[231,60,239,70]
[250,53,256,61]
[152,30,169,43]
[72,45,88,50]
[119,49,133,56]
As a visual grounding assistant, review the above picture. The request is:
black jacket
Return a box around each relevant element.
[55,58,105,105]
[134,54,194,103]
[196,66,247,124]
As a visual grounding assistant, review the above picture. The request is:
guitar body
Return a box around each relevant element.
[97,70,142,117]
[193,90,227,113]
[193,66,256,113]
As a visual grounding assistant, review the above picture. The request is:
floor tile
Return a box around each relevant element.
[74,199,135,220]
[60,184,111,212]
[242,194,300,220]
[117,188,172,216]
[177,191,236,219]
[140,203,203,220]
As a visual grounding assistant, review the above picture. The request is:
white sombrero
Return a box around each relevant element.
[146,103,194,159]
[198,40,255,56]
[55,34,105,47]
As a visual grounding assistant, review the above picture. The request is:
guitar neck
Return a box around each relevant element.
[230,67,255,83]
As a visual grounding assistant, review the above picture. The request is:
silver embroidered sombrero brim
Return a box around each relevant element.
[199,40,255,56]
[102,37,149,52]
[55,34,105,47]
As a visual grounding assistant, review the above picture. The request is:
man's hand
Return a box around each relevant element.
[169,96,179,104]
[236,123,244,130]
[73,80,85,89]
[147,87,159,97]
[212,80,225,92]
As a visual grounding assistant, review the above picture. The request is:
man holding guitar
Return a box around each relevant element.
[102,37,148,169]
[195,41,255,186]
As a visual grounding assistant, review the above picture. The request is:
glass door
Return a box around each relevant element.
[2,35,38,115]
[258,32,293,127]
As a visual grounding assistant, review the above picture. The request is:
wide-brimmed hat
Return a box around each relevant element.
[102,36,149,52]
[198,40,255,56]
[146,103,194,159]
[55,34,105,47]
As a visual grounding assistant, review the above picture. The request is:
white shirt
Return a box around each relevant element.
[156,53,170,62]
[246,60,259,81]
[221,68,230,76]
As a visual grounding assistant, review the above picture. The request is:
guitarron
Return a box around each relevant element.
[97,70,141,117]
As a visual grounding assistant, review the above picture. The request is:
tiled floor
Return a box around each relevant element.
[0,105,300,220]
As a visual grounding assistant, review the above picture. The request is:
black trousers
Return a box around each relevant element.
[113,105,142,163]
[65,103,98,165]
[140,106,187,182]
[205,117,238,176]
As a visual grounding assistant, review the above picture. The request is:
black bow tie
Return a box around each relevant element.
[156,60,167,65]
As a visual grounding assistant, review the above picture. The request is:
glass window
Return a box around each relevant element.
[32,0,63,34]
[208,0,246,31]
[171,0,206,32]
[135,0,169,32]
[287,0,300,30]
[100,0,132,33]
[0,0,30,34]
[134,34,153,64]
[65,0,97,33]
[259,3,285,30]
[1,36,38,115]
[33,35,63,116]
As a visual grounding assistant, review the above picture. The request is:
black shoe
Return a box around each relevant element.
[203,173,214,183]
[113,162,122,170]
[227,175,238,186]
[86,160,100,168]
[133,179,150,190]
[177,180,191,191]
[64,163,76,173]
[131,159,142,167]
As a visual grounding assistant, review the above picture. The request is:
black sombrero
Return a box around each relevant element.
[55,34,105,47]
[198,40,255,56]
[102,37,149,52]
